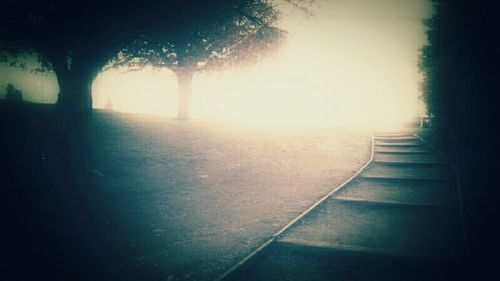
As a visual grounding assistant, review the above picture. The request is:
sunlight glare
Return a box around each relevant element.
[92,67,178,116]
[92,0,430,130]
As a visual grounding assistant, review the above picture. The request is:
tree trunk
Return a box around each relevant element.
[53,57,94,119]
[51,51,96,178]
[175,69,194,120]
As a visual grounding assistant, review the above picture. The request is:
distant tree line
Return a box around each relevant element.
[419,0,499,273]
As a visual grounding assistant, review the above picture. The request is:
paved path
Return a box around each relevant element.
[220,132,465,281]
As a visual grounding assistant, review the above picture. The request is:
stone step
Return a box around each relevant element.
[375,140,422,146]
[374,146,432,153]
[361,162,452,181]
[278,199,462,261]
[334,177,456,206]
[375,142,424,147]
[374,133,413,137]
[374,152,446,164]
[331,197,453,208]
[374,136,419,142]
[373,160,447,166]
[220,131,463,281]
[374,149,433,154]
[223,240,463,281]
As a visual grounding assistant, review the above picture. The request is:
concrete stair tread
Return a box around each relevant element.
[220,132,464,281]
[361,162,452,180]
[374,135,421,142]
[373,146,432,153]
[342,176,452,188]
[280,199,463,262]
[332,196,455,208]
[223,241,464,281]
[374,139,420,143]
[374,133,414,137]
[373,160,447,165]
[275,238,459,261]
[335,177,455,206]
[375,149,433,154]
[374,153,446,163]
[376,142,424,147]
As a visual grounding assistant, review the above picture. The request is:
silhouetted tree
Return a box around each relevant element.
[0,0,312,187]
[419,0,500,273]
[109,0,306,119]
[5,82,23,103]
[1,1,163,186]
[0,1,166,116]
[1,0,310,120]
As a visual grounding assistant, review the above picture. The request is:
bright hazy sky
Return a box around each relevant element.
[1,0,433,128]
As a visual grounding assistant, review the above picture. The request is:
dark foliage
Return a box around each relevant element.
[108,0,290,119]
[0,3,303,279]
[0,1,183,112]
[0,0,296,118]
[114,0,285,71]
[419,0,500,274]
[5,82,24,102]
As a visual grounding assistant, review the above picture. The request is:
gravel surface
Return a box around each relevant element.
[86,112,371,281]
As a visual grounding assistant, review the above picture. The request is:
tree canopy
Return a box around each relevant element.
[419,0,500,269]
[419,0,497,123]
[1,0,304,118]
[1,0,169,111]
[115,0,286,71]
[109,0,292,119]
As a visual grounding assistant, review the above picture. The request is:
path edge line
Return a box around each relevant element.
[213,133,375,281]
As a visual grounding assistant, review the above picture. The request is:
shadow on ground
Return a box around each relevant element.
[2,102,371,281]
